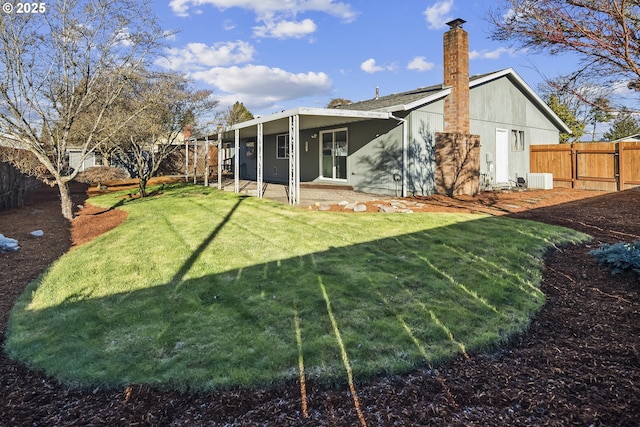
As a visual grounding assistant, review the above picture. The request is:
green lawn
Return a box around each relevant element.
[5,183,589,391]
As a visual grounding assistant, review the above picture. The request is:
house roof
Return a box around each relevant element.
[335,68,571,134]
[217,68,570,141]
[610,133,640,143]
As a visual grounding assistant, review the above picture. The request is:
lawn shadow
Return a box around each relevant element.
[5,210,587,392]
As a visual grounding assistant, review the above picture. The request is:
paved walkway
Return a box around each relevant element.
[218,179,386,207]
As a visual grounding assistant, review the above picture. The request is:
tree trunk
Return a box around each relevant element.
[138,177,148,198]
[57,179,74,220]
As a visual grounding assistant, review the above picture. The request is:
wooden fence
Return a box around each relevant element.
[530,142,640,191]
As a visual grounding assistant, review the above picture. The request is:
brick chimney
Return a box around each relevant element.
[435,18,480,197]
[443,18,469,135]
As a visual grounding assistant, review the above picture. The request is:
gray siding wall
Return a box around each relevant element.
[237,129,321,183]
[349,120,402,195]
[406,107,444,196]
[470,78,560,186]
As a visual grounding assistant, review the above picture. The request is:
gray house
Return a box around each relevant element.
[217,20,569,203]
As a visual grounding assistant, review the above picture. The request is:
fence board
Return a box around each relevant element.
[530,144,572,187]
[620,142,640,190]
[530,142,640,191]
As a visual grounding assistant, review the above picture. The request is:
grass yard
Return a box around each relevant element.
[5,183,589,391]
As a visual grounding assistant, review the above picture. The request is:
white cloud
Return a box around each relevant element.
[254,19,317,39]
[424,0,454,30]
[407,56,435,72]
[156,41,255,71]
[360,58,396,74]
[469,47,524,60]
[169,0,357,22]
[191,64,332,107]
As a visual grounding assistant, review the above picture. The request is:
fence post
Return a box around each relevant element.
[571,144,577,189]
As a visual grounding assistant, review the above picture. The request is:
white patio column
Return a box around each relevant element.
[217,132,223,190]
[204,136,209,187]
[185,138,189,182]
[234,128,240,194]
[193,138,198,184]
[257,123,264,198]
[288,115,300,205]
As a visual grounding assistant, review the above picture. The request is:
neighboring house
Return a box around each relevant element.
[610,134,640,143]
[67,148,98,172]
[217,19,570,203]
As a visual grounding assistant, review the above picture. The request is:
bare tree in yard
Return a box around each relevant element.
[0,0,167,219]
[112,72,217,197]
[488,1,640,100]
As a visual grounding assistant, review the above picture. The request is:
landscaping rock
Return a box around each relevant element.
[0,233,20,252]
[317,204,331,211]
[378,205,397,213]
[353,204,367,212]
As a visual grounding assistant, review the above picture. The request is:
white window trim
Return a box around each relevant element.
[276,134,289,159]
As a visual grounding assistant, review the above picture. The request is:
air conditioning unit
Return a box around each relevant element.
[527,173,553,189]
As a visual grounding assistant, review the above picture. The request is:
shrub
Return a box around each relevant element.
[589,240,640,279]
[74,166,129,184]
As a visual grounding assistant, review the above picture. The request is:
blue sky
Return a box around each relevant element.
[152,0,582,119]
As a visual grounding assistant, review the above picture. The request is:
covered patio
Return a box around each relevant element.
[219,179,390,207]
[214,107,406,205]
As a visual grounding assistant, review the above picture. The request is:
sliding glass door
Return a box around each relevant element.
[321,129,348,180]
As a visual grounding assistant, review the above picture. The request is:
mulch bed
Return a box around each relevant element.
[0,183,638,426]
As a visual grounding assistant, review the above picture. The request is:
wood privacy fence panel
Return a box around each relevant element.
[530,144,572,184]
[620,143,640,189]
[531,142,640,191]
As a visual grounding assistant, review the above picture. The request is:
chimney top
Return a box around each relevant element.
[446,18,466,29]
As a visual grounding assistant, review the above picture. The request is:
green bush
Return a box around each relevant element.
[589,240,640,278]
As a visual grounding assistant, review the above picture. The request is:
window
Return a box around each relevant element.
[276,134,289,159]
[245,141,255,158]
[511,130,525,151]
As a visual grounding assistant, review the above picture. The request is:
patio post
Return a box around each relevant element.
[234,128,240,194]
[185,138,189,182]
[288,115,300,205]
[257,123,264,198]
[204,136,209,187]
[217,132,223,190]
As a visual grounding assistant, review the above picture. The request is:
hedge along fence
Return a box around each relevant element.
[0,147,42,211]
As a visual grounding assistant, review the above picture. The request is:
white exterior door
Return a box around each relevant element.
[495,128,509,184]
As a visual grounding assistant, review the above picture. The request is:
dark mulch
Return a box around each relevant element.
[1,184,639,426]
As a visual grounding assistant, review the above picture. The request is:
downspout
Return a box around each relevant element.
[390,114,408,198]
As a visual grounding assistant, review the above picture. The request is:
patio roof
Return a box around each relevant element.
[217,107,394,140]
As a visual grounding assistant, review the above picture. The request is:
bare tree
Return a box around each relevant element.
[112,72,217,197]
[0,0,168,219]
[488,1,640,95]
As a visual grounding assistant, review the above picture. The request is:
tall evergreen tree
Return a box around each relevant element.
[545,94,585,143]
[603,111,640,141]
